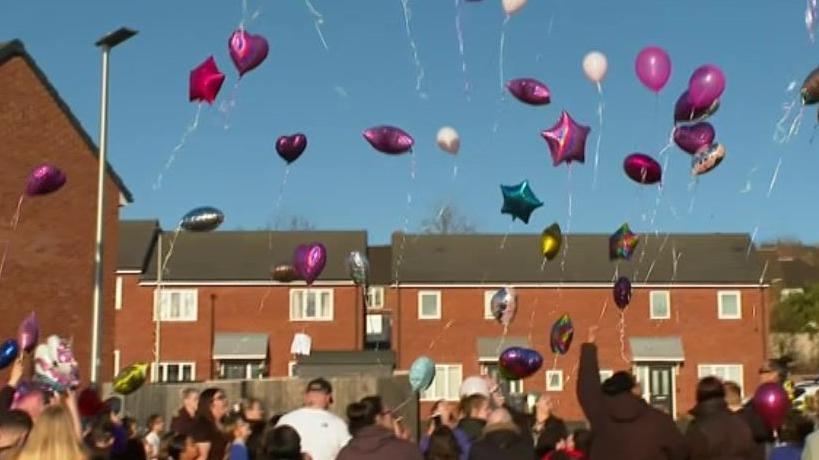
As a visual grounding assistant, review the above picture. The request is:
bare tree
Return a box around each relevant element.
[421,204,476,235]
[272,215,316,231]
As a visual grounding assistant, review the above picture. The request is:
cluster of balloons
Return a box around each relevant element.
[676,65,727,176]
[189,30,269,104]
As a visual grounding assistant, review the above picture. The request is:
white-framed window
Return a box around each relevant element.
[484,290,497,319]
[418,291,442,320]
[698,364,744,396]
[718,291,742,319]
[115,276,123,310]
[546,370,564,391]
[599,369,614,383]
[151,362,196,383]
[367,287,385,309]
[780,288,804,300]
[154,289,198,321]
[366,314,384,334]
[288,361,297,377]
[421,364,462,401]
[650,291,671,320]
[290,289,334,321]
[218,361,266,380]
[113,349,121,377]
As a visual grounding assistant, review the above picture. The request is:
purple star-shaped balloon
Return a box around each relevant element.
[541,111,591,167]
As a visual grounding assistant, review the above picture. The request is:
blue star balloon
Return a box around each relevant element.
[500,180,543,224]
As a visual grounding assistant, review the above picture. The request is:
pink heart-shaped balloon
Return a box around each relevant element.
[293,243,327,285]
[276,134,308,164]
[673,122,715,155]
[229,29,269,76]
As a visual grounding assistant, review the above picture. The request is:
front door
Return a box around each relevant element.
[648,365,673,415]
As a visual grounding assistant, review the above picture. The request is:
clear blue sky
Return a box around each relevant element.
[3,1,818,244]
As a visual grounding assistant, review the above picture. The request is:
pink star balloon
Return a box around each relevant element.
[189,56,226,104]
[541,111,591,166]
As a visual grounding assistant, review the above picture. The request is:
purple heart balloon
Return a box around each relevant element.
[276,134,308,164]
[623,153,662,185]
[499,347,543,380]
[17,312,38,354]
[293,243,327,285]
[363,126,415,154]
[674,90,719,124]
[506,78,551,105]
[229,29,269,76]
[26,164,66,197]
[674,122,716,155]
[613,276,632,310]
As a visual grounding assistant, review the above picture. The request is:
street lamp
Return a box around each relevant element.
[90,27,137,385]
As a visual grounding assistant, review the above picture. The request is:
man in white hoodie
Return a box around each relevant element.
[276,378,351,460]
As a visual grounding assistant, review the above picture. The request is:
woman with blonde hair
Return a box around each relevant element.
[16,403,87,460]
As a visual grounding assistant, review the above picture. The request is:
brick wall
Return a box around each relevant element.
[0,55,121,382]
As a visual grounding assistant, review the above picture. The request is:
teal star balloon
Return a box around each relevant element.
[500,180,543,224]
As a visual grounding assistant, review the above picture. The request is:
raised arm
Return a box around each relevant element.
[577,327,605,427]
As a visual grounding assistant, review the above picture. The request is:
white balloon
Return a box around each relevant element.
[436,126,460,155]
[582,51,608,84]
[460,375,491,397]
[502,0,527,15]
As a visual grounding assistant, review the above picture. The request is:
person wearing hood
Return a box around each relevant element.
[577,326,685,460]
[684,376,754,459]
[467,408,534,460]
[336,396,422,460]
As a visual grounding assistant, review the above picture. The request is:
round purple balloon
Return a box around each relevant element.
[25,164,66,197]
[276,133,308,164]
[623,153,662,185]
[688,64,726,110]
[613,276,632,310]
[635,46,672,93]
[499,347,543,380]
[674,90,720,124]
[673,123,715,155]
[506,78,551,105]
[293,242,327,285]
[363,126,415,155]
[753,383,790,430]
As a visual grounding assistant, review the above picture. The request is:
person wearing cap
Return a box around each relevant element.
[276,378,351,460]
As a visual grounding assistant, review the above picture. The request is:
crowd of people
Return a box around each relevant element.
[0,326,818,459]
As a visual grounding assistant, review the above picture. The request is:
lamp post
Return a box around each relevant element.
[90,27,137,385]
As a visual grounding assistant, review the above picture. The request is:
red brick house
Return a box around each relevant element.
[117,223,769,421]
[114,225,369,382]
[390,233,769,420]
[0,40,131,381]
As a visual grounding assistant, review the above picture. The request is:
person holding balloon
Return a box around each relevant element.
[577,326,685,460]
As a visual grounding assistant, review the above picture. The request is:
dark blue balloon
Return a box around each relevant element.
[0,339,19,370]
[500,180,543,224]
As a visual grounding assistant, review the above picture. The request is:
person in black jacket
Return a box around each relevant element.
[577,326,685,460]
[467,408,534,460]
[533,395,568,457]
[684,376,754,460]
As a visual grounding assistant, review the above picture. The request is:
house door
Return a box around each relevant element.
[648,365,673,415]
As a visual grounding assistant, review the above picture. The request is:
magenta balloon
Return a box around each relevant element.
[623,153,662,185]
[506,78,551,105]
[228,29,269,76]
[752,383,790,430]
[363,126,415,154]
[674,90,719,124]
[276,133,308,164]
[189,56,225,104]
[688,65,726,110]
[17,312,38,353]
[541,111,591,166]
[26,164,66,197]
[673,123,716,154]
[635,46,672,92]
[293,243,327,285]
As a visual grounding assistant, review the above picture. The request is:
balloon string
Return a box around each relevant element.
[304,0,329,51]
[393,154,417,283]
[257,287,273,312]
[160,227,183,279]
[767,157,783,198]
[427,320,455,351]
[495,324,509,355]
[560,165,573,274]
[154,104,203,191]
[219,80,242,131]
[9,195,24,231]
[269,166,292,250]
[498,15,510,92]
[618,311,628,364]
[591,84,604,190]
[400,0,426,97]
[498,222,513,250]
[454,0,470,100]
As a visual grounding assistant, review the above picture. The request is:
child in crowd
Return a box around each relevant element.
[144,414,164,460]
[166,433,199,460]
[225,412,252,460]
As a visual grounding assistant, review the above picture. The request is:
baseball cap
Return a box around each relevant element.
[305,378,332,395]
